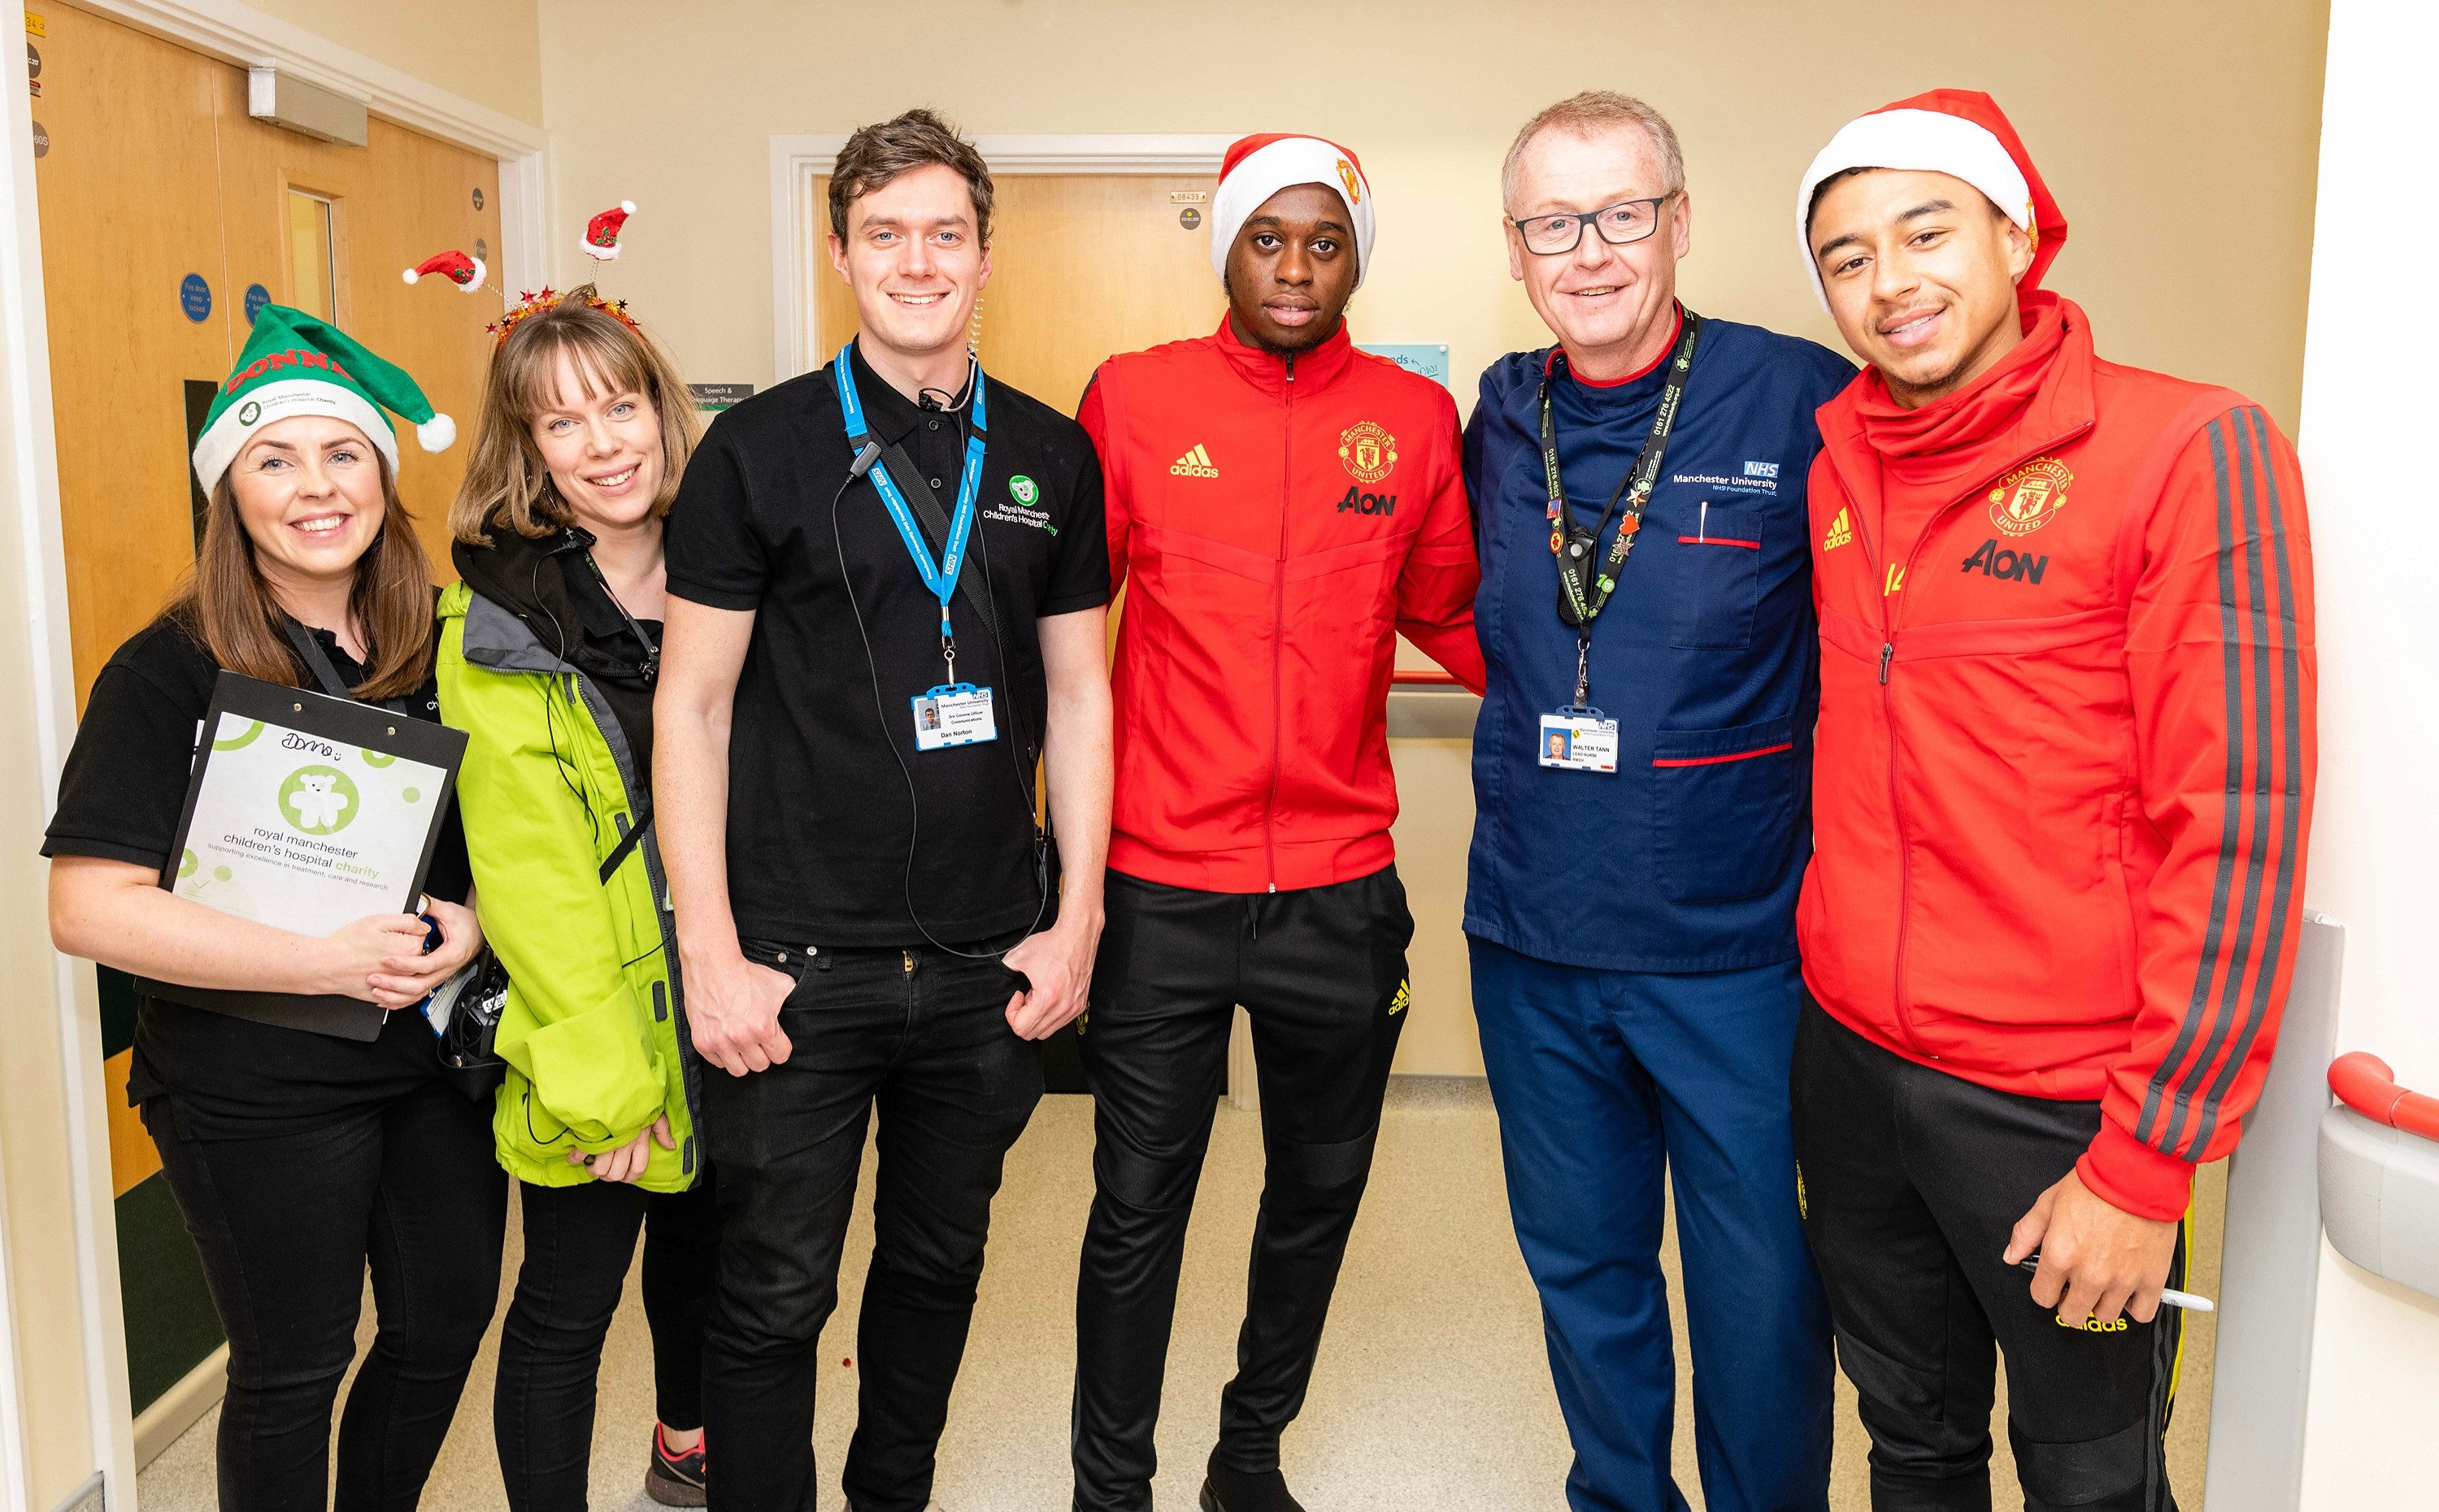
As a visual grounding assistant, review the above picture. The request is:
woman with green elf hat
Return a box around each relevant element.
[44,306,506,1511]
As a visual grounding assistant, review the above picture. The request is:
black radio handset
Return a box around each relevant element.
[848,441,882,480]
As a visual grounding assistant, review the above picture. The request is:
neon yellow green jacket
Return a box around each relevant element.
[437,580,699,1192]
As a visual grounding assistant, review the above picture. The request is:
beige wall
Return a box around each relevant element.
[248,0,543,126]
[541,0,2325,431]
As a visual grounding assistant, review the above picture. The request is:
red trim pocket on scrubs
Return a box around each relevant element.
[1650,715,1802,904]
[1668,502,1763,650]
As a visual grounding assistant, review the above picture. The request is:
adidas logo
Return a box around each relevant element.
[1822,506,1853,552]
[1169,444,1219,479]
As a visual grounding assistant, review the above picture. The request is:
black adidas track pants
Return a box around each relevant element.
[1070,866,1413,1512]
[1792,998,2185,1512]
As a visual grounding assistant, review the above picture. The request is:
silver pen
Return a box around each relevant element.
[2012,1255,2215,1314]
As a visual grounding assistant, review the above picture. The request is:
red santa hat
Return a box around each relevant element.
[1794,89,2067,312]
[401,249,487,292]
[581,201,637,262]
[1209,134,1376,288]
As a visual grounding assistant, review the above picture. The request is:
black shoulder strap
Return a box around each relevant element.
[280,617,415,715]
[598,806,652,884]
[874,432,1004,646]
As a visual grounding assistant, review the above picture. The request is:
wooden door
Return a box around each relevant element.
[812,173,1224,414]
[213,95,500,574]
[31,5,234,708]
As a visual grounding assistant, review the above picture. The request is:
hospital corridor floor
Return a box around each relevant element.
[137,1078,2221,1510]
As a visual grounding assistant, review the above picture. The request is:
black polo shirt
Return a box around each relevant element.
[664,341,1109,948]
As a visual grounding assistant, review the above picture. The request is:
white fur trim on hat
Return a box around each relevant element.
[1794,108,2033,312]
[415,413,456,452]
[190,380,399,495]
[1210,137,1376,289]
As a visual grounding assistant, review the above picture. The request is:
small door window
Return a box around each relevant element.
[286,189,337,321]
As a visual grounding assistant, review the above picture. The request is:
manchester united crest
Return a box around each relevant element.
[1988,457,2072,537]
[1339,420,1397,484]
[1336,158,1363,206]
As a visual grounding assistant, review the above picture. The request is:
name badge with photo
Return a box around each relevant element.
[1538,710,1619,774]
[911,683,998,750]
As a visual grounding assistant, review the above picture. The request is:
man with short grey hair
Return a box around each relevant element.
[1461,91,1850,1512]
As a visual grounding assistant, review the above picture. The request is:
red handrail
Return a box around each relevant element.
[1391,669,1463,686]
[2328,1052,2439,1144]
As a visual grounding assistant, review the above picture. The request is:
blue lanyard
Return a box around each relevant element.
[833,341,990,657]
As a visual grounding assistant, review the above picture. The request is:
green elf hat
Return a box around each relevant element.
[190,303,455,494]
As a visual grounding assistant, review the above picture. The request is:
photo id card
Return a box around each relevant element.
[911,684,998,751]
[1538,710,1619,773]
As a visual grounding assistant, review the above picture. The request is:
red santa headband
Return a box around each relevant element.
[1794,89,2067,312]
[582,201,636,261]
[1210,133,1376,288]
[402,249,488,293]
[403,202,647,346]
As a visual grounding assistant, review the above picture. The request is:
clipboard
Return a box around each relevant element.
[137,671,468,1042]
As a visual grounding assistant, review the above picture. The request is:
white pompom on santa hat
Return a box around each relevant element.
[581,201,637,262]
[1794,89,2068,313]
[402,249,487,291]
[1208,134,1376,288]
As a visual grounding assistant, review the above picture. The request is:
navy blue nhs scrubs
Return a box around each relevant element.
[1463,312,1853,1512]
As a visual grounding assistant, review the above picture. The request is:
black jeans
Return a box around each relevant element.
[700,940,1043,1512]
[493,1171,724,1510]
[1072,867,1412,1512]
[1791,999,2185,1512]
[142,1076,506,1512]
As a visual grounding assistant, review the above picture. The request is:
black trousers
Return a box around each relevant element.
[700,941,1043,1512]
[1791,1000,2185,1512]
[493,1170,723,1510]
[142,1077,506,1512]
[1071,867,1412,1512]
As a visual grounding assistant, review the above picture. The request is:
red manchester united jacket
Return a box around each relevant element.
[1080,318,1484,893]
[1802,294,2318,1220]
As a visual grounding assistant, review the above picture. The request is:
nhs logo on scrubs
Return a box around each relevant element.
[1743,460,1780,480]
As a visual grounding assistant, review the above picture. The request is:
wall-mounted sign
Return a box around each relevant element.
[1359,342,1451,388]
[1169,190,1208,204]
[474,237,489,262]
[1178,207,1202,230]
[179,273,212,324]
[24,11,42,38]
[28,119,44,158]
[472,186,484,211]
[689,382,754,413]
[25,41,37,75]
[243,283,269,324]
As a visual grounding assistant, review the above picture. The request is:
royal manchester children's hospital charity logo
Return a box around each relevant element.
[280,764,359,835]
[1338,421,1397,484]
[1989,457,2072,537]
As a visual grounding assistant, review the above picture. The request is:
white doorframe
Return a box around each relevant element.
[767,133,1233,383]
[5,5,544,1504]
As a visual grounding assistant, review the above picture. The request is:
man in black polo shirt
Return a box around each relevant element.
[656,108,1113,1512]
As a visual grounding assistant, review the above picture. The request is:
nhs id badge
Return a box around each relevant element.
[1538,710,1619,773]
[912,683,998,751]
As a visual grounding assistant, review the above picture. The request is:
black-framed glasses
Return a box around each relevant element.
[1511,193,1676,256]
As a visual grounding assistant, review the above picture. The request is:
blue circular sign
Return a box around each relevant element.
[243,283,269,324]
[178,273,211,324]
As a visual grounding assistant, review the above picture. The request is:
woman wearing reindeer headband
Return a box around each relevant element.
[414,205,716,1508]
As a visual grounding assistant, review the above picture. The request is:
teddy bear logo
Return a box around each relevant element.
[279,765,360,835]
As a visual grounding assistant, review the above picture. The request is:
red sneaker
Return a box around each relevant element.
[645,1424,706,1507]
